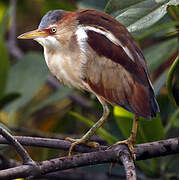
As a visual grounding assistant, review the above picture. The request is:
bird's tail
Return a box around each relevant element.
[150,96,160,118]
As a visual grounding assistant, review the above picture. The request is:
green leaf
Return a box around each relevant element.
[153,70,168,96]
[116,8,151,27]
[0,9,10,98]
[136,21,179,41]
[105,0,144,14]
[0,39,9,98]
[126,0,177,32]
[43,0,76,12]
[4,52,49,113]
[138,115,165,143]
[166,56,179,107]
[21,87,73,118]
[78,0,108,10]
[143,38,178,72]
[144,40,175,95]
[70,111,117,144]
[128,0,178,32]
[167,4,179,21]
[0,8,9,36]
[114,106,165,144]
[171,109,179,127]
[165,108,179,132]
[106,0,179,32]
[39,87,73,109]
[0,93,21,109]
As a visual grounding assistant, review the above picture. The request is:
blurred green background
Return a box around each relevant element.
[0,0,179,179]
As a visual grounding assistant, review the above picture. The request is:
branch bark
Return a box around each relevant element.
[0,128,41,178]
[110,145,136,180]
[0,146,132,179]
[0,135,178,158]
[0,128,34,165]
[0,136,178,179]
[0,157,128,180]
[0,135,106,152]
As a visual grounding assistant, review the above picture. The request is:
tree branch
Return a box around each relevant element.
[0,128,34,165]
[0,136,178,179]
[0,136,178,158]
[0,135,106,152]
[116,145,136,180]
[0,147,128,179]
[109,145,136,180]
[135,137,179,160]
[0,128,40,178]
[0,157,127,180]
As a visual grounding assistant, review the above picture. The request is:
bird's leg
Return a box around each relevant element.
[114,115,139,159]
[66,103,110,156]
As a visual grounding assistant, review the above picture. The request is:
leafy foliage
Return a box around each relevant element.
[4,52,49,113]
[0,0,178,179]
[0,8,9,98]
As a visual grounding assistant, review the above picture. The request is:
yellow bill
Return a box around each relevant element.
[18,29,48,39]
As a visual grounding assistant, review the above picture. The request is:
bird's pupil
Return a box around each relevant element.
[51,27,56,33]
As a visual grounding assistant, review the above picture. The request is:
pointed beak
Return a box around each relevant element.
[18,29,48,39]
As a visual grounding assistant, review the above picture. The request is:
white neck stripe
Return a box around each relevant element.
[76,25,134,62]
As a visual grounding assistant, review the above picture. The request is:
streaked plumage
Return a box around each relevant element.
[18,8,160,156]
[34,9,159,119]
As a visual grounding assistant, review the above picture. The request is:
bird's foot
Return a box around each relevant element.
[114,137,136,160]
[65,137,99,156]
[109,137,136,174]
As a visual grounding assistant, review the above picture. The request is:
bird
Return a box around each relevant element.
[18,8,160,157]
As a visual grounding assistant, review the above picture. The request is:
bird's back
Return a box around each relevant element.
[74,9,159,119]
[31,8,159,119]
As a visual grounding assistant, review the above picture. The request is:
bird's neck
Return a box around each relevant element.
[43,38,87,90]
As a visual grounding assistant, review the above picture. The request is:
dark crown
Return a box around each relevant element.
[38,10,65,29]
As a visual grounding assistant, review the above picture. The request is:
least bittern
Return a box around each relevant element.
[18,9,160,157]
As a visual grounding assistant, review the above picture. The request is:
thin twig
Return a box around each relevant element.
[0,128,34,165]
[0,128,40,178]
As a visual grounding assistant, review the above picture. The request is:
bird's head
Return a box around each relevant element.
[18,10,74,50]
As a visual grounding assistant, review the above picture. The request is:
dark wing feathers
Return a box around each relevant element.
[85,56,152,118]
[87,31,147,85]
[76,9,159,118]
[77,9,149,85]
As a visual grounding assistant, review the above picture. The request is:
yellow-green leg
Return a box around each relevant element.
[115,115,139,159]
[66,103,110,156]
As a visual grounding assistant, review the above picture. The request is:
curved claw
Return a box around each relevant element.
[65,137,99,156]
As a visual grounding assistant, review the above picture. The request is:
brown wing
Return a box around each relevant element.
[84,53,153,118]
[76,9,159,118]
[76,8,150,79]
